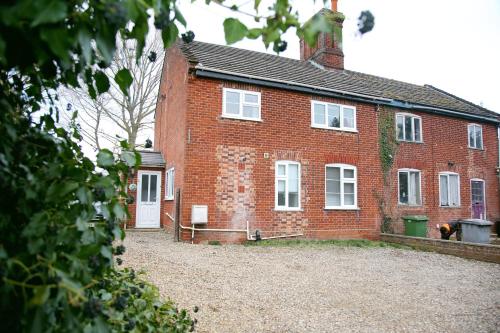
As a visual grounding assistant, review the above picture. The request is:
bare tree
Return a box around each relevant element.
[61,33,164,151]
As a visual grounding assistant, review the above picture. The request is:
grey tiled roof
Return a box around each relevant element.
[137,150,165,167]
[179,41,499,121]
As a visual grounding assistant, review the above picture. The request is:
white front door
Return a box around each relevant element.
[136,170,161,228]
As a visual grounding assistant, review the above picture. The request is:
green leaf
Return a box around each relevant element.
[161,23,179,49]
[121,151,136,167]
[113,203,127,220]
[78,28,92,64]
[174,8,187,27]
[30,286,50,305]
[223,18,248,44]
[100,246,113,261]
[247,28,262,40]
[94,71,110,94]
[254,0,262,11]
[96,150,114,167]
[114,69,133,96]
[40,28,69,61]
[31,0,67,27]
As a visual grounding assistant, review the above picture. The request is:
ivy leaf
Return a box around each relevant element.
[114,69,133,96]
[247,28,262,40]
[31,0,67,27]
[174,8,187,27]
[96,150,114,167]
[223,18,248,44]
[94,71,110,94]
[77,28,92,65]
[254,0,262,11]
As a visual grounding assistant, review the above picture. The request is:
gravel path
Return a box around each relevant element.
[122,231,500,333]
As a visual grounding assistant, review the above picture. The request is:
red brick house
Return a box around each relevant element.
[127,6,500,243]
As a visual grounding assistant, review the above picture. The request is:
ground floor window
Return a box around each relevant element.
[165,167,174,200]
[398,169,421,206]
[439,172,460,207]
[275,161,300,210]
[325,164,357,209]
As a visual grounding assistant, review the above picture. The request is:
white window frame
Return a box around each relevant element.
[325,164,358,210]
[222,88,261,121]
[275,161,301,211]
[398,168,422,206]
[311,100,357,132]
[470,178,486,219]
[468,124,483,149]
[439,172,460,207]
[165,167,174,200]
[396,113,423,143]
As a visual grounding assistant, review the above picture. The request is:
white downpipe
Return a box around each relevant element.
[497,127,500,168]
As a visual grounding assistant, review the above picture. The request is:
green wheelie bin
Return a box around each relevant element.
[403,215,428,237]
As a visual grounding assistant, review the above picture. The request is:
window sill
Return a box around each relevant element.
[324,207,360,211]
[439,205,461,209]
[311,125,358,133]
[398,204,423,207]
[468,147,484,151]
[221,114,262,122]
[397,140,424,144]
[274,208,303,212]
[164,197,174,201]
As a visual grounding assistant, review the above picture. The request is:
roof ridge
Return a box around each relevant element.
[424,84,498,116]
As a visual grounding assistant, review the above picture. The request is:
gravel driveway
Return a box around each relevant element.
[122,231,499,333]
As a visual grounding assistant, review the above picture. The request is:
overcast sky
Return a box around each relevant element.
[178,0,500,113]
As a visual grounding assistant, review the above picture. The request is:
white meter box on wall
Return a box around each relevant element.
[191,205,208,224]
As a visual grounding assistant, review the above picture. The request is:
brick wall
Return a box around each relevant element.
[380,233,500,264]
[157,50,499,244]
[152,46,190,231]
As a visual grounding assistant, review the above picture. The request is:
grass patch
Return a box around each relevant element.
[208,240,222,246]
[244,239,412,250]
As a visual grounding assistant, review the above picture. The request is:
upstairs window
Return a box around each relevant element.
[222,88,261,121]
[398,169,421,206]
[165,168,174,200]
[325,164,357,209]
[396,114,422,142]
[275,161,300,210]
[468,124,483,149]
[439,172,460,207]
[311,101,356,131]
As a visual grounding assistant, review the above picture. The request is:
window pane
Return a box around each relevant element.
[475,127,482,148]
[440,175,448,206]
[288,192,299,208]
[141,174,149,202]
[314,104,325,125]
[396,115,404,140]
[326,193,341,206]
[399,172,408,203]
[449,175,459,206]
[405,116,413,141]
[288,164,298,179]
[242,105,258,118]
[226,102,239,115]
[150,175,157,202]
[344,169,354,179]
[277,180,286,206]
[327,105,340,128]
[326,179,340,193]
[277,165,286,176]
[412,172,421,205]
[343,108,355,128]
[468,126,475,147]
[244,93,258,103]
[289,178,298,192]
[226,91,240,103]
[414,118,421,142]
[344,183,355,205]
[344,194,355,206]
[326,167,340,180]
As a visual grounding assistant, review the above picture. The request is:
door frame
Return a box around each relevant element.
[136,170,162,228]
[470,178,486,219]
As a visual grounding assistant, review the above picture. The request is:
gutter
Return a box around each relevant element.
[195,66,500,124]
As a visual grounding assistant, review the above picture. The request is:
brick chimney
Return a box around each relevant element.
[300,0,345,70]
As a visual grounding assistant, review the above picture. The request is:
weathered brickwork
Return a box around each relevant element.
[127,45,500,244]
